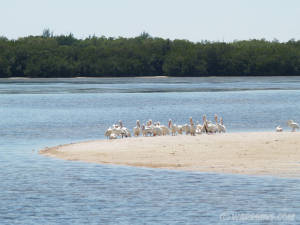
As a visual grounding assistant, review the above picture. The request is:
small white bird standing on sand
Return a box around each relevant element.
[276,125,283,132]
[287,120,300,132]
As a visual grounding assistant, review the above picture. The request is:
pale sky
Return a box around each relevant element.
[1,0,300,42]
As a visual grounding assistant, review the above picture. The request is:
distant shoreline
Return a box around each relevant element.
[6,76,169,79]
[2,75,300,80]
[40,132,300,178]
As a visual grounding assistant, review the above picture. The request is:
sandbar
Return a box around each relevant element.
[40,132,300,178]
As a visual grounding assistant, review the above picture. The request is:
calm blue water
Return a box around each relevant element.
[1,77,300,225]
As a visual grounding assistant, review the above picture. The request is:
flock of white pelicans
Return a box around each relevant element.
[104,115,300,139]
[105,114,224,139]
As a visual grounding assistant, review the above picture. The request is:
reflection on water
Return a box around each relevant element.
[0,77,300,224]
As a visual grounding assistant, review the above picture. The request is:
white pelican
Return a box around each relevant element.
[189,117,196,136]
[216,115,226,133]
[142,124,153,136]
[168,119,177,136]
[147,119,153,126]
[287,120,299,132]
[158,124,170,136]
[121,127,131,137]
[203,115,218,133]
[152,126,162,136]
[195,121,203,134]
[118,120,131,138]
[182,124,191,135]
[176,125,183,135]
[202,115,208,133]
[104,127,113,139]
[133,120,141,137]
[111,126,122,137]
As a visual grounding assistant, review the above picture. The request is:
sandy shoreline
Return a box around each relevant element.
[40,132,300,178]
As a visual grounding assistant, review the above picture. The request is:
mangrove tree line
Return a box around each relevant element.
[0,30,300,77]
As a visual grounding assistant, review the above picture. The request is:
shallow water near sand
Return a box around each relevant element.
[1,76,300,224]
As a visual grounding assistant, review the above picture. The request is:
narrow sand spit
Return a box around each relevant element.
[40,132,300,178]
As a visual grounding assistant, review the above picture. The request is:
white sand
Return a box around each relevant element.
[40,132,300,178]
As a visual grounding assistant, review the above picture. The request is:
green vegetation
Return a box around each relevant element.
[1,30,300,77]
